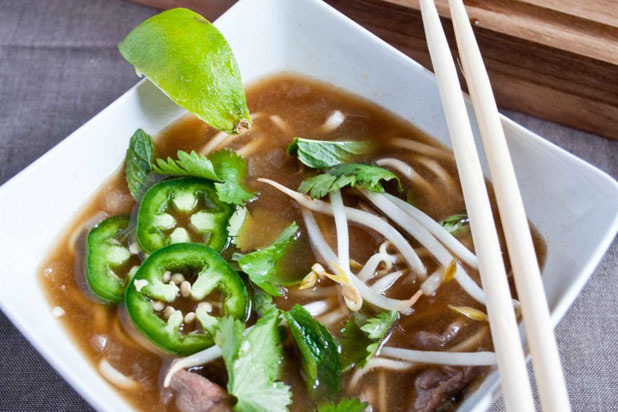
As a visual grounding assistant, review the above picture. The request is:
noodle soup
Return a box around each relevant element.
[41,74,544,412]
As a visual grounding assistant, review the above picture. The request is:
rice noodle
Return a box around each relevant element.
[375,158,437,197]
[379,370,387,412]
[162,301,329,387]
[448,326,489,352]
[300,300,331,317]
[236,138,263,157]
[380,347,496,366]
[270,115,292,134]
[390,137,453,160]
[200,112,262,155]
[385,193,477,268]
[371,270,405,293]
[318,110,345,133]
[362,191,485,304]
[317,307,348,325]
[349,358,415,389]
[99,359,140,390]
[259,178,425,276]
[302,209,419,313]
[200,131,230,155]
[415,156,458,193]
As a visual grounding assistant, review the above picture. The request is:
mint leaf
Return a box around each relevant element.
[125,129,155,200]
[288,138,373,169]
[439,212,469,236]
[216,312,292,412]
[299,163,402,199]
[119,8,250,133]
[232,223,299,296]
[340,311,398,370]
[316,398,368,412]
[153,150,218,180]
[210,150,255,205]
[284,305,341,400]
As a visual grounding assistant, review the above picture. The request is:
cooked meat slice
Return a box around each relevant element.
[412,366,481,412]
[170,369,232,412]
[413,319,464,350]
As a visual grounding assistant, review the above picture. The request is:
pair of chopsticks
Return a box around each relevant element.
[418,1,571,411]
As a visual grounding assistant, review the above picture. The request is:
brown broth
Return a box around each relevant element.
[40,74,545,412]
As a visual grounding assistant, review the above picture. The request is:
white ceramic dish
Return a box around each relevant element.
[0,0,617,411]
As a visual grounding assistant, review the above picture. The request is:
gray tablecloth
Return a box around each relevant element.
[0,0,616,411]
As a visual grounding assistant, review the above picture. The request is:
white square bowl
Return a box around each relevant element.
[0,0,617,411]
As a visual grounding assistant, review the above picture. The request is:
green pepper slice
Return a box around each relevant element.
[137,177,233,254]
[125,243,249,355]
[86,216,139,303]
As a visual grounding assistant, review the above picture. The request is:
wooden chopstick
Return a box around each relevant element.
[418,1,536,410]
[447,1,572,411]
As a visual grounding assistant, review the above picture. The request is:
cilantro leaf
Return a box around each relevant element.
[232,223,299,296]
[216,312,292,412]
[340,311,398,370]
[439,212,470,236]
[125,129,156,200]
[227,205,249,247]
[299,164,402,199]
[288,138,373,169]
[209,150,255,205]
[251,290,278,318]
[316,398,368,412]
[153,150,219,180]
[283,305,341,400]
[152,149,255,205]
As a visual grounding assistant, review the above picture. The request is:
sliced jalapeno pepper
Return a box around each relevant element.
[137,177,233,254]
[125,243,249,355]
[86,216,139,303]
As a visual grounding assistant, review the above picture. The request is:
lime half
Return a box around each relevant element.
[119,8,251,134]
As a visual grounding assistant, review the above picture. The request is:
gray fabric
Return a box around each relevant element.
[0,0,615,411]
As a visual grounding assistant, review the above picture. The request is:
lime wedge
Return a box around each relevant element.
[119,8,251,134]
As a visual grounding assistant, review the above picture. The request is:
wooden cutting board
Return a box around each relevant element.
[125,0,618,139]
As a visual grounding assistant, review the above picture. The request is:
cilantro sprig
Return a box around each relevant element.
[340,311,398,371]
[216,312,292,412]
[153,149,255,205]
[299,163,402,199]
[232,223,300,296]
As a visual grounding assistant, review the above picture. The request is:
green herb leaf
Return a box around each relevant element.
[439,212,469,236]
[299,163,402,199]
[153,149,255,205]
[251,290,278,318]
[119,8,251,133]
[288,138,373,169]
[210,150,255,205]
[316,398,368,412]
[125,129,155,200]
[283,305,341,400]
[216,312,292,412]
[227,205,249,247]
[340,311,398,370]
[153,150,218,180]
[232,223,299,296]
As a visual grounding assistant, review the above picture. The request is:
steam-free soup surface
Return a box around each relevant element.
[40,74,544,412]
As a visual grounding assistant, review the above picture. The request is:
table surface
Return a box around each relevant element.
[0,0,616,411]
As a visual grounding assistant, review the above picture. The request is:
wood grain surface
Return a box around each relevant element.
[122,0,618,139]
